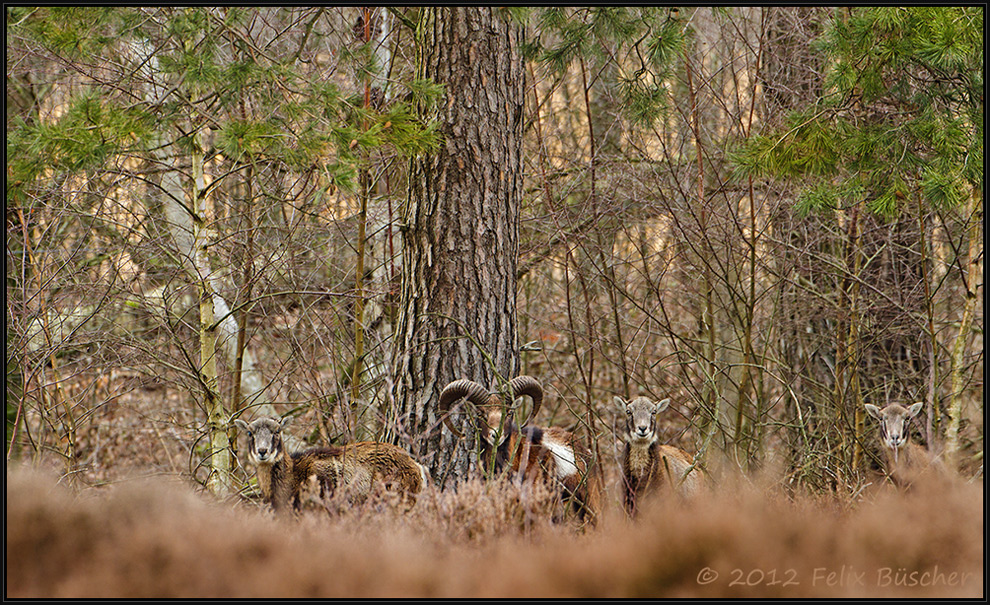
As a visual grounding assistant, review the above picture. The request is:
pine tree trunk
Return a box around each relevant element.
[390,7,525,487]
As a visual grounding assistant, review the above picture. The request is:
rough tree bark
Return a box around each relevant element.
[389,7,525,488]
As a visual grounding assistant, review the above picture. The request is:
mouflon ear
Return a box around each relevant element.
[655,398,671,414]
[614,396,628,412]
[906,402,924,418]
[864,404,882,420]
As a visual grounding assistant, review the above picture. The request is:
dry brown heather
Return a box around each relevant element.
[6,464,983,599]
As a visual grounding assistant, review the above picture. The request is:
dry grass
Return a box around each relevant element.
[6,463,983,598]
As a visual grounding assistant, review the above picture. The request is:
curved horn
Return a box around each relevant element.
[508,375,543,427]
[438,379,492,439]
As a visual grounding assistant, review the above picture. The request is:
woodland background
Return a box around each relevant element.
[5,7,984,598]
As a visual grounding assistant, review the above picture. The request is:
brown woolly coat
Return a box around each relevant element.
[262,442,426,512]
[622,441,703,516]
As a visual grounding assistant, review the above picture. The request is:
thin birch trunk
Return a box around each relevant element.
[190,137,232,497]
[943,192,982,471]
[130,40,275,421]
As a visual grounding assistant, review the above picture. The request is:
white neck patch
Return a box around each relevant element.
[543,438,578,478]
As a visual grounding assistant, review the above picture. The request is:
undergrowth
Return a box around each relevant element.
[6,463,983,598]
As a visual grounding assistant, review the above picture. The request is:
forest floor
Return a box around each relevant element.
[5,381,985,598]
[7,462,984,598]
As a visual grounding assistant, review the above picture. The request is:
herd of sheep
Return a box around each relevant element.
[236,374,935,524]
